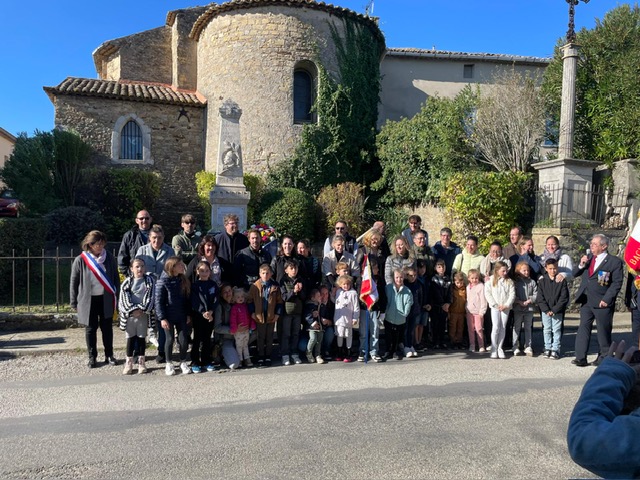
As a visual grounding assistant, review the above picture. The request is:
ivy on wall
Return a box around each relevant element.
[268,18,385,193]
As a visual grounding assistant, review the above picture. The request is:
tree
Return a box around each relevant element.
[542,4,640,166]
[472,69,546,172]
[0,129,91,215]
[0,131,59,215]
[372,88,477,206]
[51,129,92,207]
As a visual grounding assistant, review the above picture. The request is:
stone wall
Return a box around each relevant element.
[197,6,364,174]
[101,27,173,85]
[171,7,207,90]
[52,95,205,233]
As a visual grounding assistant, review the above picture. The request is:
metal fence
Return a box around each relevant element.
[534,185,629,229]
[0,248,118,313]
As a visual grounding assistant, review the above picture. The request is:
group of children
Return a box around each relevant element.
[115,243,571,376]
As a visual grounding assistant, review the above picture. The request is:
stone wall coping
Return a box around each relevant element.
[189,0,384,42]
[44,77,207,107]
[386,47,550,66]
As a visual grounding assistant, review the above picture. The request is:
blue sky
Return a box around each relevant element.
[0,0,623,136]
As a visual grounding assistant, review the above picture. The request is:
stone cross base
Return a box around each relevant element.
[209,185,251,233]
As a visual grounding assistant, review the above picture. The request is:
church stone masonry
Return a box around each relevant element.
[44,0,384,229]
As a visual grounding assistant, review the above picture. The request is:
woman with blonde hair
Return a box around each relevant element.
[384,235,416,285]
[155,256,192,375]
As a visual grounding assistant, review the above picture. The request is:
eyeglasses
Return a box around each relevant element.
[137,217,150,221]
[335,227,345,230]
[184,221,195,225]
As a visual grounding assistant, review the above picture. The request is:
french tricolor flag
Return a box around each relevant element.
[359,254,378,310]
[626,218,640,274]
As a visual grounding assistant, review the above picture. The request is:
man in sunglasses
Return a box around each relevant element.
[118,210,153,274]
[172,214,201,264]
[322,220,357,256]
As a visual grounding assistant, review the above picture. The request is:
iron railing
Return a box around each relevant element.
[0,248,118,313]
[534,185,629,229]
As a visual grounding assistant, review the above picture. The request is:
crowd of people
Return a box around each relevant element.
[69,211,628,375]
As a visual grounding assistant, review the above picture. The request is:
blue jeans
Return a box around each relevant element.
[359,310,381,357]
[542,312,563,352]
[322,326,335,356]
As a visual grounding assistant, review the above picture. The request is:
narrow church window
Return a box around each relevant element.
[120,120,143,160]
[294,66,316,124]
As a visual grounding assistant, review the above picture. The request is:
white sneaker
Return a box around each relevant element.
[291,354,302,365]
[524,347,534,357]
[469,346,476,352]
[165,364,175,376]
[513,348,522,356]
[478,347,486,353]
[180,362,191,374]
[404,347,412,358]
[228,363,238,370]
[122,357,134,375]
[486,345,492,352]
[316,356,326,364]
[490,351,498,359]
[411,347,417,357]
[282,355,291,366]
[498,349,506,359]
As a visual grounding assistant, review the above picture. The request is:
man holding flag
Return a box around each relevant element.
[358,254,385,363]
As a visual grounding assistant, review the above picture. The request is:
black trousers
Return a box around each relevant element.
[384,320,405,356]
[191,313,215,366]
[574,303,614,360]
[86,295,114,360]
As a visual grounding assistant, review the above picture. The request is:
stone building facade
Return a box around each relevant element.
[44,0,547,228]
[45,0,384,227]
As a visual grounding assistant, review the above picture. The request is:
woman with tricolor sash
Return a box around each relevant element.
[70,230,120,368]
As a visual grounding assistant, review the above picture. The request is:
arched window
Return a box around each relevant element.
[293,62,317,124]
[111,114,152,165]
[120,120,143,160]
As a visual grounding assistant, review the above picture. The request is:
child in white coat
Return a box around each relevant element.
[484,261,515,359]
[333,275,360,362]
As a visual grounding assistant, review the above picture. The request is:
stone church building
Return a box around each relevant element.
[44,0,547,224]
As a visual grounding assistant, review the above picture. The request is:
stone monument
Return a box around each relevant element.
[533,0,599,228]
[209,100,250,232]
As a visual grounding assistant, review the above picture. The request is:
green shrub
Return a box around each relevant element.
[316,182,368,237]
[244,173,266,225]
[439,171,535,252]
[44,207,106,246]
[77,168,161,239]
[371,205,412,241]
[0,218,48,299]
[195,171,217,227]
[259,188,316,241]
[195,171,266,227]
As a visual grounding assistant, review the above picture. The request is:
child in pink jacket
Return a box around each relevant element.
[465,269,487,352]
[230,287,257,367]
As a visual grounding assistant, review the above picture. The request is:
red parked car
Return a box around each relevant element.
[0,189,20,217]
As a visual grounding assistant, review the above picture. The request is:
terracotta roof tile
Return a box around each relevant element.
[44,77,207,107]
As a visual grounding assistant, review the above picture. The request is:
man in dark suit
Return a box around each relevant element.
[572,234,624,367]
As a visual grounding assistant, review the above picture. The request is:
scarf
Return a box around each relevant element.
[539,247,563,264]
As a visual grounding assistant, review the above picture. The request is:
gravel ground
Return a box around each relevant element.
[0,350,596,479]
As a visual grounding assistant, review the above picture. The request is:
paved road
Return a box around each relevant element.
[0,347,601,479]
